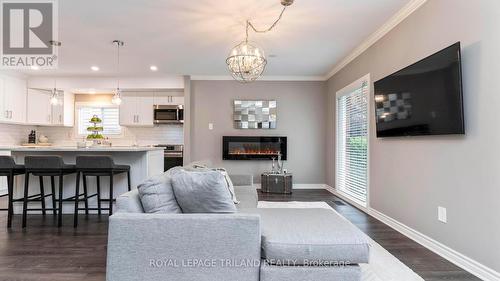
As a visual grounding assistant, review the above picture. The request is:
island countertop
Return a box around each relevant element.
[0,146,165,152]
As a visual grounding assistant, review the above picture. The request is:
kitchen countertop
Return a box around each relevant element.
[0,146,165,152]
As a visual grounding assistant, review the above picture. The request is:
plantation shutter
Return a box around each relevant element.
[336,79,369,204]
[78,107,121,135]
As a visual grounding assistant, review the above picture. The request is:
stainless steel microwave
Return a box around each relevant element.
[154,105,184,124]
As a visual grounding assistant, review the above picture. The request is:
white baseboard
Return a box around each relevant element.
[325,185,500,281]
[254,183,326,190]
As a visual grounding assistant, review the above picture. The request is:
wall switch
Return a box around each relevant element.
[208,123,214,130]
[438,206,447,223]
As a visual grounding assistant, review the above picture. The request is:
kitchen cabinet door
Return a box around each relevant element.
[51,92,64,125]
[136,94,154,126]
[171,96,184,105]
[3,76,27,124]
[27,89,52,125]
[0,78,5,122]
[119,95,138,126]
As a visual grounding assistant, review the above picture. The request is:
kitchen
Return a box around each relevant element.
[0,73,189,213]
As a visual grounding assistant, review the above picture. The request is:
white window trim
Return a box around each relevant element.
[335,73,371,208]
[74,102,124,138]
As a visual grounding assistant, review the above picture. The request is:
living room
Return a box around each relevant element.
[0,0,498,281]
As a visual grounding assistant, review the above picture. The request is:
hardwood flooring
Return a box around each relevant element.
[0,189,481,281]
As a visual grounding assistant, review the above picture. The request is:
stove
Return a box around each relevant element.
[154,144,184,171]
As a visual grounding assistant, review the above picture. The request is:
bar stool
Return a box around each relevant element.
[0,156,25,228]
[23,156,76,228]
[74,156,131,227]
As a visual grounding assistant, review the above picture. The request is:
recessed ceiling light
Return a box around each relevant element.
[150,65,158,71]
[91,66,100,71]
[30,65,40,70]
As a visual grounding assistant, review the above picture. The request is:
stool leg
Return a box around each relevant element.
[82,174,89,216]
[22,172,30,228]
[58,174,63,227]
[50,176,56,216]
[73,171,80,228]
[109,173,113,215]
[96,176,102,215]
[7,173,14,228]
[39,176,46,216]
[127,171,131,191]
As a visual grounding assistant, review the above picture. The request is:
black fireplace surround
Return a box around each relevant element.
[223,136,287,160]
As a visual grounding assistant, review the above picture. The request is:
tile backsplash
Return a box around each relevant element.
[0,123,183,146]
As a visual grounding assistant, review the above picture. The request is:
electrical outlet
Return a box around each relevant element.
[438,206,447,223]
[208,123,214,130]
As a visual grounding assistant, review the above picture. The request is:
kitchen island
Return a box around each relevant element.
[0,146,164,214]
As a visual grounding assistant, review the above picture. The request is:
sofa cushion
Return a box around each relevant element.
[171,170,237,213]
[260,260,361,281]
[234,186,258,209]
[246,208,370,265]
[137,173,182,214]
[116,189,144,213]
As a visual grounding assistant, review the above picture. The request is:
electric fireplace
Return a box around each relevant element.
[222,136,287,160]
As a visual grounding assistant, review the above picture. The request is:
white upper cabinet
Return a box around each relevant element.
[0,75,27,124]
[51,91,74,127]
[153,91,184,105]
[26,88,74,127]
[27,89,52,125]
[119,92,154,127]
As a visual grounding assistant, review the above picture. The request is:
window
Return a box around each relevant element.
[336,74,369,206]
[77,105,121,136]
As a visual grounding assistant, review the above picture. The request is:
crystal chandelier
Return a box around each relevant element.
[226,0,294,83]
[112,40,124,105]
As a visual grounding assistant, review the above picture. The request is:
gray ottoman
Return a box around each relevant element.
[244,208,370,281]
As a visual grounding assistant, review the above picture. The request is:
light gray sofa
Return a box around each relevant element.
[107,174,369,281]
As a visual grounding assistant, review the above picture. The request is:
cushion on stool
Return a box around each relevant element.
[247,208,370,265]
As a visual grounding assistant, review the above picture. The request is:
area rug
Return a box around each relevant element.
[257,201,424,281]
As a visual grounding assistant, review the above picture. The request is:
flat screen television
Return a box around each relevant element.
[373,42,465,137]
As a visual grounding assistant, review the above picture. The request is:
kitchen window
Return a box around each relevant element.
[77,104,122,136]
[336,74,370,207]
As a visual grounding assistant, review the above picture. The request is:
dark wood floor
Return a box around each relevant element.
[0,190,480,281]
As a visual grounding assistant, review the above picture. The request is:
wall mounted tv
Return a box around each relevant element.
[374,42,465,138]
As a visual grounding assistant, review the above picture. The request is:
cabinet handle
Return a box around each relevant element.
[59,115,62,123]
[137,115,140,123]
[9,111,12,119]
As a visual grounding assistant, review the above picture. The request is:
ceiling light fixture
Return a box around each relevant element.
[226,0,294,83]
[150,65,158,71]
[50,79,60,105]
[91,66,100,71]
[111,40,124,105]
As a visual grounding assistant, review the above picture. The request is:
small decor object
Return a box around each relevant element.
[28,130,36,144]
[38,135,49,144]
[233,100,277,129]
[261,172,293,194]
[86,115,105,145]
[226,0,294,82]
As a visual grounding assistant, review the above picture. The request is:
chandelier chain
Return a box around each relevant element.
[245,6,287,42]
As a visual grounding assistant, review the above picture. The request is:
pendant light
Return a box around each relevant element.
[112,40,124,105]
[226,0,293,82]
[50,78,59,105]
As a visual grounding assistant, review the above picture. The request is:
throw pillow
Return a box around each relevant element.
[212,168,239,204]
[171,169,237,213]
[137,173,182,214]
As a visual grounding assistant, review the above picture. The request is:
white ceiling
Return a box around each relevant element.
[26,0,412,78]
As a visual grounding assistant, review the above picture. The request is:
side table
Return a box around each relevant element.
[261,173,293,194]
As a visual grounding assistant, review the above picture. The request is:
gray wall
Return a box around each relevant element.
[327,0,500,272]
[191,80,327,184]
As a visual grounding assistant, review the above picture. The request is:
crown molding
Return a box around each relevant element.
[190,75,326,81]
[323,0,427,81]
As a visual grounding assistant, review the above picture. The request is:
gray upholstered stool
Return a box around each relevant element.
[0,156,25,228]
[74,156,131,227]
[23,156,76,228]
